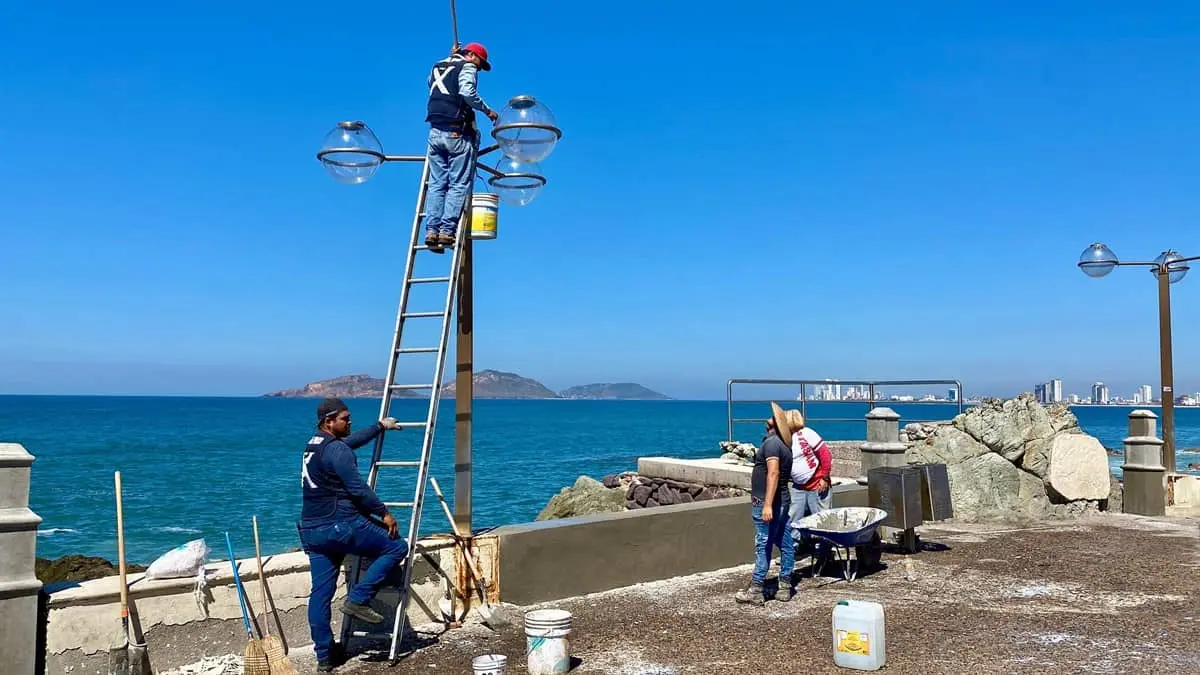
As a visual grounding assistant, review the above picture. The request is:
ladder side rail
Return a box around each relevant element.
[366,156,433,488]
[385,169,476,661]
[339,157,433,651]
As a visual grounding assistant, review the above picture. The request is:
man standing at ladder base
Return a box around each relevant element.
[423,41,499,252]
[299,397,406,672]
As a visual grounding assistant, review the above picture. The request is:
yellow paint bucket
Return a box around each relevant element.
[470,193,499,240]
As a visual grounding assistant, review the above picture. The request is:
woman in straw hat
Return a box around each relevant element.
[734,402,797,605]
[782,408,833,572]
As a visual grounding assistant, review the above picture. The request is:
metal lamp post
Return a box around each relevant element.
[1077,242,1199,477]
[315,99,562,533]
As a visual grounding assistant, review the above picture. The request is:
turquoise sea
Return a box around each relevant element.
[5,396,1199,565]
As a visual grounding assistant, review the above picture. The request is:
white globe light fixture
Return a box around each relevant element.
[492,95,562,163]
[317,121,385,184]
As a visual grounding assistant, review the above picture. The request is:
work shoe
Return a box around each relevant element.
[425,230,445,253]
[734,582,765,606]
[437,232,456,248]
[317,643,347,672]
[775,580,796,602]
[341,600,384,624]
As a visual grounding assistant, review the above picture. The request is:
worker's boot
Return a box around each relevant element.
[317,642,347,672]
[437,232,456,248]
[776,574,796,602]
[425,230,444,253]
[341,599,384,624]
[734,582,765,606]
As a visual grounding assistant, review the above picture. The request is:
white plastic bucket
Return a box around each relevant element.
[470,192,499,240]
[472,653,508,675]
[524,608,572,675]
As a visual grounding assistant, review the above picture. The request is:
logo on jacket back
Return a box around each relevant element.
[430,64,455,95]
[301,435,324,489]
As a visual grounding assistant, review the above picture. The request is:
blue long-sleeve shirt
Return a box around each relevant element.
[300,423,387,525]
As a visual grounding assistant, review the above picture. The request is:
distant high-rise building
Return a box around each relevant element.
[1139,384,1154,403]
[1091,382,1110,405]
[1034,383,1047,404]
[947,388,958,402]
[1050,379,1063,403]
[833,383,842,401]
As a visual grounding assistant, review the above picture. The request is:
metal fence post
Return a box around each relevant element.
[0,443,43,675]
[1122,409,1166,516]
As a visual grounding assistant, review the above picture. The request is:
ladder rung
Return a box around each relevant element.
[409,276,451,284]
[390,384,432,391]
[350,631,396,639]
[376,460,422,468]
[390,421,428,428]
[397,347,438,354]
[401,311,443,319]
[384,501,414,509]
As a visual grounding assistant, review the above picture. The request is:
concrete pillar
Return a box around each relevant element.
[861,408,917,552]
[860,407,905,481]
[0,443,43,675]
[1122,410,1166,517]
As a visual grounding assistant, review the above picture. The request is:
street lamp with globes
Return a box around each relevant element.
[1077,243,1200,475]
[315,97,562,538]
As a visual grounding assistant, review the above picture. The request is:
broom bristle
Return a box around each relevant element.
[243,639,270,675]
[263,635,298,675]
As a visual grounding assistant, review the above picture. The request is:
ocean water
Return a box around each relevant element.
[4,396,1198,565]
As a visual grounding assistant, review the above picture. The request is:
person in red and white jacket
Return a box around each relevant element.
[784,409,833,569]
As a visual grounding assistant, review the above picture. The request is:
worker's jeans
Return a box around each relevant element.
[750,495,793,585]
[299,515,408,661]
[789,485,832,564]
[423,127,479,236]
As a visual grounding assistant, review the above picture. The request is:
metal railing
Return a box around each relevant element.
[726,378,965,441]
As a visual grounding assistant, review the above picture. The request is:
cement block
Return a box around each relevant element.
[637,457,752,490]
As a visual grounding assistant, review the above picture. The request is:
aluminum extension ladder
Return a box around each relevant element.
[337,154,475,661]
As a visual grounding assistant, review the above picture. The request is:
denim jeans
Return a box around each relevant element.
[423,127,479,236]
[299,515,409,661]
[789,485,831,562]
[751,496,794,585]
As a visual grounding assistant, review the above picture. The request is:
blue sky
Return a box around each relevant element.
[3,1,1200,400]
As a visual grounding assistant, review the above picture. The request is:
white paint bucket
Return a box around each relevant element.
[524,608,572,675]
[470,192,499,240]
[472,653,508,675]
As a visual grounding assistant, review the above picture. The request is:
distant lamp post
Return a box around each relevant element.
[1077,242,1200,476]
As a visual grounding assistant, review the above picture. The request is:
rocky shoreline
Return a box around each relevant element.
[36,554,146,584]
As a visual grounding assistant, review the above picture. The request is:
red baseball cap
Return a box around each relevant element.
[461,42,491,71]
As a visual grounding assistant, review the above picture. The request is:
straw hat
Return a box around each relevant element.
[770,402,793,442]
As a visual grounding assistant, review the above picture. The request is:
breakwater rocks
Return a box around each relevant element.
[718,441,755,464]
[610,472,747,509]
[36,554,146,584]
[535,472,746,521]
[905,393,1118,520]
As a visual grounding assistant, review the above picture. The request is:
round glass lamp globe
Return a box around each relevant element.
[1078,243,1118,278]
[1153,250,1189,284]
[318,121,385,184]
[488,156,546,207]
[493,95,561,164]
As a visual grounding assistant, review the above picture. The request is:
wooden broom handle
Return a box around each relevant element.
[115,471,129,614]
[252,516,271,638]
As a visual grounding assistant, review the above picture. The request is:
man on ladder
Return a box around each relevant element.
[298,397,407,672]
[423,41,499,252]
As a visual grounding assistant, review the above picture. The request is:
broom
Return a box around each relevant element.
[224,532,269,675]
[252,516,297,674]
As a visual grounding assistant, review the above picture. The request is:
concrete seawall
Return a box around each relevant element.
[39,483,868,671]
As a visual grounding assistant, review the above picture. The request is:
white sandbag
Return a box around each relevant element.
[146,538,209,580]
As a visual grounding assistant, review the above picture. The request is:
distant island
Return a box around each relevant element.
[557,383,671,400]
[264,370,671,400]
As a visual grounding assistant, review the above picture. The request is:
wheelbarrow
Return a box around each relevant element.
[791,507,888,582]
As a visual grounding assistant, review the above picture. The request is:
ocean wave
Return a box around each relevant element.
[38,528,81,537]
[154,526,202,534]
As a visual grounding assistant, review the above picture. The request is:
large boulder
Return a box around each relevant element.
[945,452,1051,519]
[536,475,626,521]
[1045,434,1111,501]
[905,393,1108,521]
